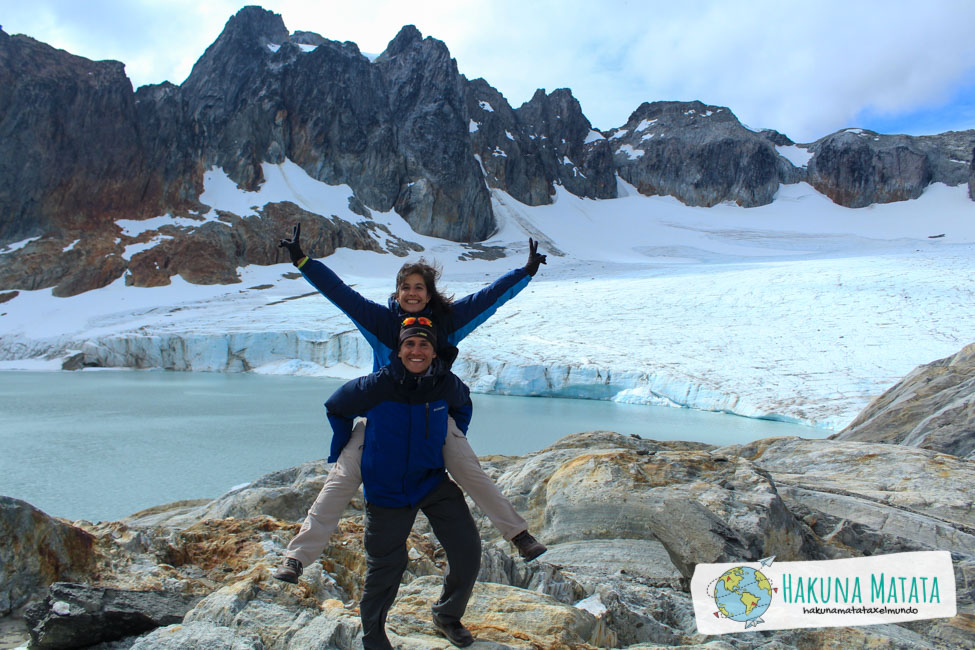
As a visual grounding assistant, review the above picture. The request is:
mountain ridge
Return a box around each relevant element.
[1,5,974,297]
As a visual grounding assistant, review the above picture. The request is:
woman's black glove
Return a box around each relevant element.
[524,237,547,276]
[278,223,306,265]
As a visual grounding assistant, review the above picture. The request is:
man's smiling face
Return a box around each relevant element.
[398,335,436,374]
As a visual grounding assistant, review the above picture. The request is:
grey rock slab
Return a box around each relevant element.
[834,341,975,459]
[23,582,199,650]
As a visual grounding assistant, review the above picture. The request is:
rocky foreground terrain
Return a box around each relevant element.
[3,346,975,649]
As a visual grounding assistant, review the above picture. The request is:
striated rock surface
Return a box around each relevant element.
[5,427,973,648]
[832,341,975,459]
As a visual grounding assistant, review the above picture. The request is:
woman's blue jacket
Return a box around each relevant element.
[325,356,473,508]
[299,259,531,372]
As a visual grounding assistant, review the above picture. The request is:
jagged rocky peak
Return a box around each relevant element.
[372,25,496,242]
[213,5,289,52]
[180,7,277,107]
[375,24,459,101]
[464,78,558,206]
[377,24,428,59]
[758,128,794,147]
[382,24,422,53]
[508,88,617,201]
[518,88,593,147]
[179,6,303,122]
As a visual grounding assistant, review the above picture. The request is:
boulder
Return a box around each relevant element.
[23,582,199,650]
[122,458,344,529]
[490,431,825,577]
[722,436,975,553]
[128,620,268,649]
[832,341,975,459]
[0,497,95,615]
[718,435,975,630]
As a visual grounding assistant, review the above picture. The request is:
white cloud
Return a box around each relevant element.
[4,0,975,142]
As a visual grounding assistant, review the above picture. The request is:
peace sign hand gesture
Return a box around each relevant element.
[524,237,547,276]
[278,223,307,265]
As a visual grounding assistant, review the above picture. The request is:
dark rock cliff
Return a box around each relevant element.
[969,146,975,201]
[609,101,801,207]
[465,82,618,206]
[0,31,185,242]
[806,128,974,207]
[1,5,973,296]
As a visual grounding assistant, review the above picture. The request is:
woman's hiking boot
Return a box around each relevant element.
[512,530,547,561]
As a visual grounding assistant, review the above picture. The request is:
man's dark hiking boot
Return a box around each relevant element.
[433,615,474,648]
[272,557,303,584]
[512,530,547,561]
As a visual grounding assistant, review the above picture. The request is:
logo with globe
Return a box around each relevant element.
[710,557,777,629]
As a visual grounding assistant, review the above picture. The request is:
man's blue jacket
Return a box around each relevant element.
[324,354,473,508]
[299,259,531,371]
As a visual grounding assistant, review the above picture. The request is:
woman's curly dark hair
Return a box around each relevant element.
[391,258,454,315]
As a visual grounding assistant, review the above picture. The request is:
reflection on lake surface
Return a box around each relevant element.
[0,370,824,521]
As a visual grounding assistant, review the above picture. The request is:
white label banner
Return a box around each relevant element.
[691,551,957,634]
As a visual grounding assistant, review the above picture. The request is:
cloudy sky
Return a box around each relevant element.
[5,0,975,143]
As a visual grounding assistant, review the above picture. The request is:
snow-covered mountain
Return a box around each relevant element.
[2,6,975,299]
[3,160,974,431]
[2,6,975,431]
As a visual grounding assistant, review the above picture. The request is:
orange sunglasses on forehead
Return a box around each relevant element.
[401,316,433,327]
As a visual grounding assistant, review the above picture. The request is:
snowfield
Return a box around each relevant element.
[2,161,974,431]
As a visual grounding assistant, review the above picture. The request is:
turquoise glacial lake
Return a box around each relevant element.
[0,370,823,521]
